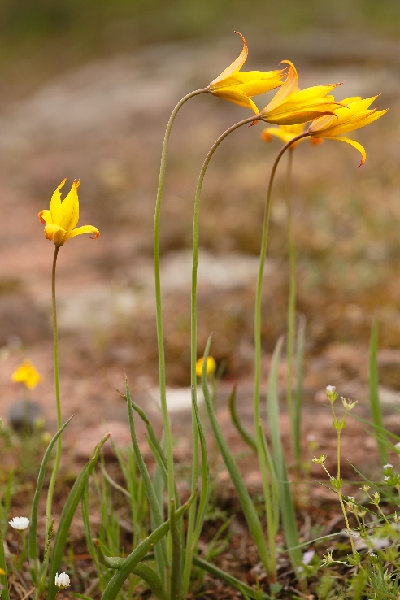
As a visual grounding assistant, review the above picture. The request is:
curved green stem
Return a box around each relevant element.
[154,88,207,516]
[285,148,298,464]
[183,113,260,595]
[254,132,310,442]
[46,246,62,528]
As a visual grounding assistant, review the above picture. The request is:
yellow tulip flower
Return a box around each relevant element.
[261,123,323,147]
[38,179,100,247]
[308,96,389,166]
[207,32,284,114]
[196,356,216,378]
[261,60,342,125]
[12,360,42,389]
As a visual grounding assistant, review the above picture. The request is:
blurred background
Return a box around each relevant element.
[1,0,400,427]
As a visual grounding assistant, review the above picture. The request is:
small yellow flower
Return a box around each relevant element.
[208,32,284,114]
[308,96,389,166]
[38,179,100,247]
[262,60,342,125]
[12,360,42,389]
[196,356,216,378]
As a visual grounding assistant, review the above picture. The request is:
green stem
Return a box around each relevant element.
[336,429,357,557]
[183,113,260,596]
[254,132,310,451]
[154,88,207,520]
[46,246,62,528]
[286,148,297,461]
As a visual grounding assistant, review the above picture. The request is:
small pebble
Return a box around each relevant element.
[8,400,44,433]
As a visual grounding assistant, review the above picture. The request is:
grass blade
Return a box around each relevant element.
[125,378,168,576]
[100,489,197,600]
[228,385,257,452]
[266,338,301,572]
[293,315,306,470]
[201,335,271,573]
[48,433,110,600]
[192,556,271,600]
[0,526,9,600]
[28,416,73,564]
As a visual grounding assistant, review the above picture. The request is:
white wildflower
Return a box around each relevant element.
[9,517,29,530]
[326,385,336,393]
[55,572,70,589]
[383,463,393,470]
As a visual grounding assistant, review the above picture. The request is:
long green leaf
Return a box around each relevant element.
[266,338,301,571]
[201,336,270,572]
[0,526,9,600]
[170,499,181,600]
[293,315,306,469]
[125,379,168,575]
[192,385,209,542]
[28,416,73,564]
[228,385,257,452]
[100,490,197,600]
[192,556,271,600]
[48,433,110,600]
[368,317,388,467]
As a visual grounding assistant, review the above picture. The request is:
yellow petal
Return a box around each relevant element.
[44,223,67,246]
[264,60,298,113]
[67,225,100,241]
[236,73,284,97]
[209,31,248,88]
[50,179,67,223]
[261,127,300,144]
[210,88,259,113]
[311,108,388,137]
[329,136,367,167]
[265,107,336,126]
[38,209,53,225]
[339,96,363,105]
[288,84,340,106]
[58,180,80,233]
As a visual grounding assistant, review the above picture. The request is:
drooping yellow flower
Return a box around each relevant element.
[196,356,216,378]
[207,32,284,114]
[308,96,389,166]
[261,123,323,148]
[261,61,342,125]
[12,360,42,389]
[38,179,99,247]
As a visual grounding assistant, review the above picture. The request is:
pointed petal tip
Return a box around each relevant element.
[90,231,100,240]
[233,31,247,52]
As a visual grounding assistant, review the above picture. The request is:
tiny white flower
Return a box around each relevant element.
[55,572,70,589]
[9,516,29,530]
[384,476,390,481]
[326,385,336,393]
[383,463,393,469]
[395,442,400,448]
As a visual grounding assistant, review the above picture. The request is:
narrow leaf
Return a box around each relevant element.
[48,433,110,600]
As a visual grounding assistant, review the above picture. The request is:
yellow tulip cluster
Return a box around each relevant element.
[208,32,388,166]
